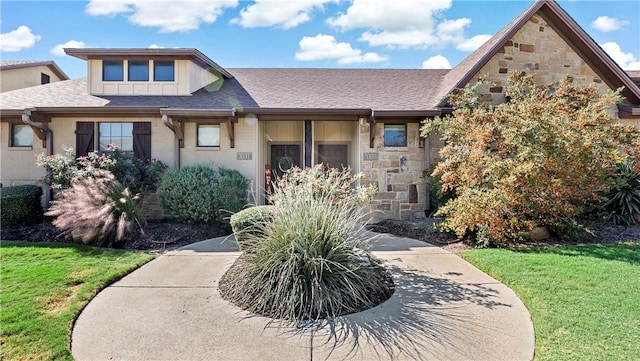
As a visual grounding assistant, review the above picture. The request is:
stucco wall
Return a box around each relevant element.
[1,66,65,92]
[0,122,46,186]
[360,122,426,219]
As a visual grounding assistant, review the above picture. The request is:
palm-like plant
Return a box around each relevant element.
[600,161,640,225]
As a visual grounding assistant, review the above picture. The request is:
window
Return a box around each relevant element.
[41,73,50,85]
[99,123,133,151]
[103,60,124,81]
[197,124,220,147]
[11,124,33,147]
[154,60,175,81]
[384,124,407,147]
[128,60,149,81]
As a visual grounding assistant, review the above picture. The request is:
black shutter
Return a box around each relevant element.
[75,122,94,157]
[133,122,151,160]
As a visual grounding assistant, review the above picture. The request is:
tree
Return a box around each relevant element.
[422,71,640,245]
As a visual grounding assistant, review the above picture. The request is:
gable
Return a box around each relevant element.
[471,13,610,102]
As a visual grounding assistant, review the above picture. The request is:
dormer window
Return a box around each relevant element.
[103,60,124,81]
[154,60,175,81]
[128,60,149,81]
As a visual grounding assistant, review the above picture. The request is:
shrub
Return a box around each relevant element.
[213,167,250,224]
[422,71,640,245]
[221,167,388,325]
[45,170,144,246]
[36,144,167,194]
[230,205,274,252]
[157,164,218,225]
[599,161,640,225]
[0,185,43,228]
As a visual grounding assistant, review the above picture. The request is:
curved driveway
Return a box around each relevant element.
[72,233,534,360]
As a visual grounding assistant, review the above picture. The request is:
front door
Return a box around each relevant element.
[270,144,301,177]
[317,144,349,169]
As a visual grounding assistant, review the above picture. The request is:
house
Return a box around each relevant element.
[0,60,69,92]
[1,0,639,219]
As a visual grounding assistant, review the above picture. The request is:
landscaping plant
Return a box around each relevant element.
[36,144,167,194]
[422,71,640,245]
[221,166,388,325]
[0,185,43,228]
[157,164,248,226]
[45,170,145,246]
[599,161,640,225]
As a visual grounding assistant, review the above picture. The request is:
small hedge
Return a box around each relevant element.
[1,185,43,228]
[157,165,249,226]
[230,206,274,252]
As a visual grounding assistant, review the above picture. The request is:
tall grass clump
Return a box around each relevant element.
[221,166,390,325]
[45,170,145,247]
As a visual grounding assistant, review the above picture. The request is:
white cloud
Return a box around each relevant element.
[422,55,451,69]
[50,40,87,56]
[85,0,238,32]
[326,0,485,51]
[0,25,41,52]
[456,34,492,51]
[232,0,336,29]
[590,16,629,32]
[148,44,163,49]
[601,42,640,70]
[295,34,388,64]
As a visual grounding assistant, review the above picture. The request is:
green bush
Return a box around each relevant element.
[0,185,43,228]
[221,167,388,325]
[230,206,274,252]
[213,167,250,224]
[599,161,640,225]
[36,145,167,194]
[157,165,218,225]
[157,164,249,226]
[45,170,145,247]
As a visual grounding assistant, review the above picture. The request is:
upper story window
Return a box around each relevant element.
[11,124,33,147]
[128,60,149,81]
[41,73,50,85]
[99,122,133,151]
[103,60,124,81]
[384,124,407,147]
[154,60,175,81]
[197,124,220,147]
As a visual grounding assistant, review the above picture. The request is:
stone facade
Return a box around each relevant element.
[360,122,427,219]
[472,14,612,103]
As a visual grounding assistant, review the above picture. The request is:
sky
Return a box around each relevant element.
[1,0,639,80]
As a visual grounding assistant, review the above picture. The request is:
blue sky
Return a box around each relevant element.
[1,0,639,79]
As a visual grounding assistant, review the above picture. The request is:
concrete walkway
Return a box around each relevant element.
[72,233,534,360]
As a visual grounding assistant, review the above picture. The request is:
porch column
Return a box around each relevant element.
[304,120,312,167]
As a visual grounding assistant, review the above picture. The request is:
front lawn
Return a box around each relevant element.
[0,241,153,361]
[462,242,640,361]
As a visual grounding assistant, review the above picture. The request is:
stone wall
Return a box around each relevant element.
[360,122,427,219]
[472,14,612,103]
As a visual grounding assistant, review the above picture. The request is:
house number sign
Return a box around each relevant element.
[237,152,252,160]
[363,152,379,161]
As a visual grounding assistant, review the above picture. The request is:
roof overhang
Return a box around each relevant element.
[618,104,640,117]
[0,61,69,80]
[64,48,233,79]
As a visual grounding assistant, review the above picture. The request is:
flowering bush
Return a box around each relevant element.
[422,71,640,245]
[36,145,167,194]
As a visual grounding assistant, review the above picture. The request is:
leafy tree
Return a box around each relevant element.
[422,71,640,245]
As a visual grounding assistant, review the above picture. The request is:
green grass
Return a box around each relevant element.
[0,241,153,361]
[462,242,640,361]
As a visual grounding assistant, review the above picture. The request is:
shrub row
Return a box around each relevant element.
[0,185,43,228]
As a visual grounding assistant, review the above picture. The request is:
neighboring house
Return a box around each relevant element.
[1,0,639,219]
[0,60,69,92]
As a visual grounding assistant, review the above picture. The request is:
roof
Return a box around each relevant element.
[64,48,233,79]
[0,60,69,81]
[436,0,640,107]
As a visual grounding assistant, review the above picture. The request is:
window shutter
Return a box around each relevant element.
[75,122,94,157]
[133,122,151,160]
